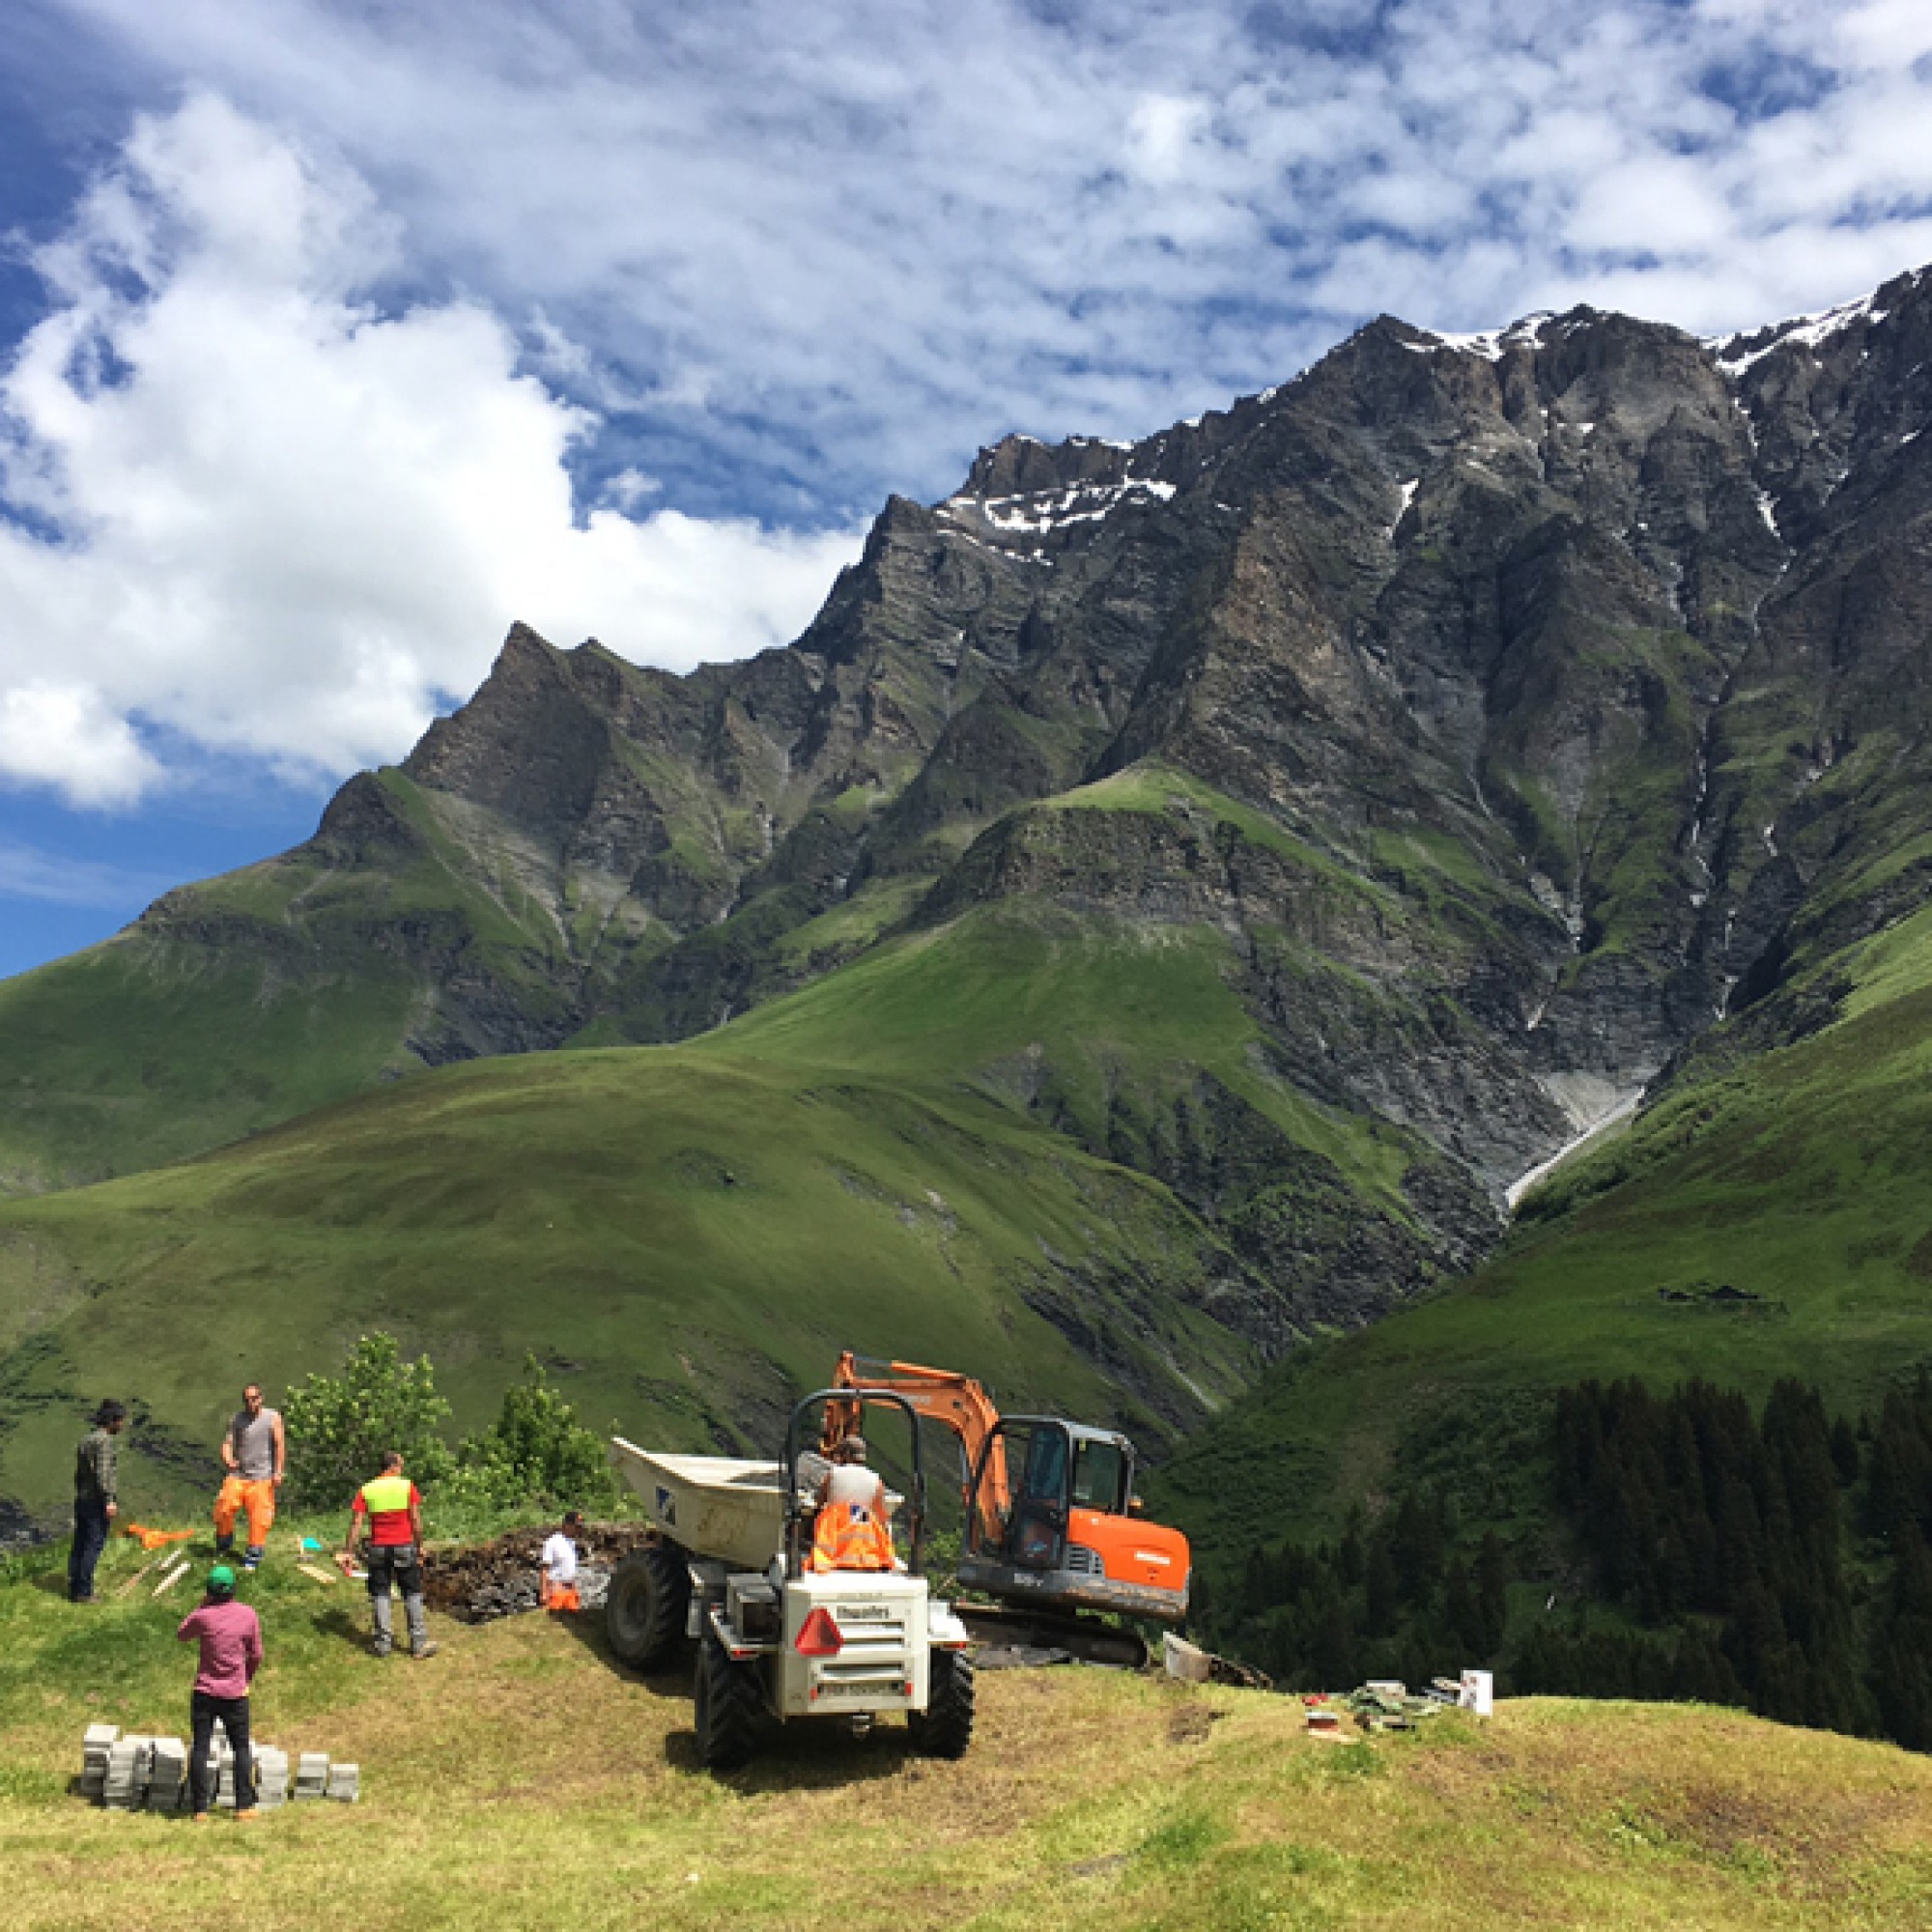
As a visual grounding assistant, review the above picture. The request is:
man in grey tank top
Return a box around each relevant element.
[213,1384,285,1572]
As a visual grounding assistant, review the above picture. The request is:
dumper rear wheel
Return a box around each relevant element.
[694,1634,760,1771]
[606,1541,690,1670]
[908,1649,975,1758]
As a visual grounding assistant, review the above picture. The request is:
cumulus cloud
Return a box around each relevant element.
[0,95,860,806]
[33,0,1932,528]
[8,3,1932,812]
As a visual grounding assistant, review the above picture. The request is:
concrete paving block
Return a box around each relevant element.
[102,1739,147,1810]
[325,1762,359,1803]
[79,1723,119,1798]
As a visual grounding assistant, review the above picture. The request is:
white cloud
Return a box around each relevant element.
[0,95,860,807]
[0,685,161,807]
[6,4,1932,812]
[38,0,1932,513]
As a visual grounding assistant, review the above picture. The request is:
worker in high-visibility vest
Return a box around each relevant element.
[340,1451,439,1660]
[809,1435,895,1572]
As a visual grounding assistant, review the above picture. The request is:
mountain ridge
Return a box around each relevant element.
[6,261,1932,1454]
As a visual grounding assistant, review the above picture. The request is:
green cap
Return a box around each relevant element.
[207,1563,237,1593]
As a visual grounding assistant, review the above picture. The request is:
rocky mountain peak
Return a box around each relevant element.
[21,259,1932,1356]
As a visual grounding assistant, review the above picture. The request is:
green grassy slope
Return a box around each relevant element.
[0,767,616,1200]
[0,924,421,1199]
[0,898,1331,1520]
[1158,896,1932,1573]
[2,1539,1928,1931]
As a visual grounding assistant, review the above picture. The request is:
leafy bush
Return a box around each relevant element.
[452,1357,621,1514]
[281,1333,456,1511]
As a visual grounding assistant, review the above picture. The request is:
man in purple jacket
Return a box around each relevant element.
[176,1563,263,1821]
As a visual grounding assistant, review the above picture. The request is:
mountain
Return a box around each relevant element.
[6,265,1932,1518]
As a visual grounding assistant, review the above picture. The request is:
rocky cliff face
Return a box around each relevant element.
[13,266,1932,1355]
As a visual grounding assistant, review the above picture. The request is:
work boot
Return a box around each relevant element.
[191,1812,212,1825]
[412,1639,440,1660]
[234,1807,259,1823]
[213,1534,234,1556]
[242,1547,264,1571]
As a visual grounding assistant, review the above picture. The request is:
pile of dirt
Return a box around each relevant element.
[423,1523,657,1624]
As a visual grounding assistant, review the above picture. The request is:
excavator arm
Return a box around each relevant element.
[822,1350,1010,1544]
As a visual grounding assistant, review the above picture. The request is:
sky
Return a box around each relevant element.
[2,0,1931,978]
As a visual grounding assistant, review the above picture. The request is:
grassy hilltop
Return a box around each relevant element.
[2,1536,1929,1931]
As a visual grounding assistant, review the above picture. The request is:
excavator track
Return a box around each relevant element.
[954,1601,1151,1670]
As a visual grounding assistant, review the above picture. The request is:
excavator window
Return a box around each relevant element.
[1070,1439,1128,1514]
[976,1419,1070,1571]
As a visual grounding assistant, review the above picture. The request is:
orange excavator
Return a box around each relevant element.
[820,1351,1191,1665]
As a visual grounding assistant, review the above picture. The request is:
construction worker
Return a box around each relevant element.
[809,1435,895,1572]
[213,1383,285,1572]
[341,1451,439,1660]
[540,1510,583,1613]
[177,1563,262,1822]
[69,1400,128,1604]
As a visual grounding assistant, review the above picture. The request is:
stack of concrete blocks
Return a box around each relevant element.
[253,1746,290,1811]
[77,1726,357,1810]
[147,1738,187,1814]
[101,1736,153,1810]
[293,1751,330,1802]
[79,1724,118,1801]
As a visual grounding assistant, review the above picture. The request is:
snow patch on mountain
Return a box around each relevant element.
[943,475,1178,536]
[1710,290,1891,377]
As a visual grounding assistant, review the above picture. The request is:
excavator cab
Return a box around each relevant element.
[959,1416,1189,1624]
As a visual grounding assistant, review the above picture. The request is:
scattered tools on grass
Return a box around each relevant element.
[152,1557,193,1597]
[113,1552,170,1600]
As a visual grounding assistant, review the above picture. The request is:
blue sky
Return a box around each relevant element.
[3,0,1932,980]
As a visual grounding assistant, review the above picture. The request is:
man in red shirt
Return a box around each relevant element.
[341,1450,439,1660]
[176,1563,263,1821]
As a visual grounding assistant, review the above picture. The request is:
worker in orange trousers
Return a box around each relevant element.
[540,1511,583,1612]
[213,1383,285,1572]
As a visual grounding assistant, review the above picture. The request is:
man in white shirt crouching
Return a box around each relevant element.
[540,1511,582,1613]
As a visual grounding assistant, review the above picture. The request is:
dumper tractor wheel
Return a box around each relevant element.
[606,1540,691,1671]
[909,1649,975,1759]
[694,1634,760,1772]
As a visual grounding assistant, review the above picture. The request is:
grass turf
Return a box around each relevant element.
[1,1530,1928,1931]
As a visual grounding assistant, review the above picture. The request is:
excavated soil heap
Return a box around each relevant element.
[423,1523,657,1623]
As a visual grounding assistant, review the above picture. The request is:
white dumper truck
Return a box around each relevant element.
[604,1388,976,1770]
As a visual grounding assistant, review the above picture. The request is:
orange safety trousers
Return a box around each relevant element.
[213,1476,276,1548]
[541,1579,582,1613]
[808,1503,895,1573]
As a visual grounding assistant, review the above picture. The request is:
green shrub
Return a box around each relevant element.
[453,1357,621,1514]
[281,1332,456,1511]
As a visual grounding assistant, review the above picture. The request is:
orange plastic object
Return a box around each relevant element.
[121,1524,195,1551]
